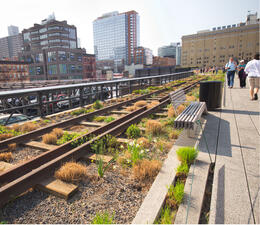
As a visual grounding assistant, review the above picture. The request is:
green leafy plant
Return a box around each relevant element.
[57,132,81,145]
[127,141,146,165]
[176,162,189,176]
[96,156,113,178]
[126,124,141,139]
[168,182,185,205]
[70,108,86,116]
[91,211,114,224]
[93,100,103,109]
[157,206,174,224]
[176,146,198,165]
[93,116,106,122]
[104,116,115,123]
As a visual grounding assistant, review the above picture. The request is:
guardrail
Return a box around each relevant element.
[0,71,193,118]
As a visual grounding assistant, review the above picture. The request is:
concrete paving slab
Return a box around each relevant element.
[209,78,258,224]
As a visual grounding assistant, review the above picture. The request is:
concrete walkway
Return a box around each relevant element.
[209,77,260,224]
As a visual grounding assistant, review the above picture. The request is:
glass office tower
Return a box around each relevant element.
[93,11,140,72]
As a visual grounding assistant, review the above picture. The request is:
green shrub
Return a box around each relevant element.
[70,108,86,116]
[127,141,146,166]
[57,132,81,145]
[91,211,114,224]
[91,135,119,155]
[157,206,174,224]
[176,162,189,175]
[126,124,141,139]
[168,182,185,206]
[176,146,198,165]
[93,116,106,122]
[104,116,115,123]
[93,100,103,109]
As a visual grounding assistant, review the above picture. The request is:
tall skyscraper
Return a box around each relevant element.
[0,34,22,60]
[93,10,140,72]
[8,25,19,36]
[20,14,86,81]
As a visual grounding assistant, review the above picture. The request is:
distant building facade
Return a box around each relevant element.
[158,42,181,65]
[153,56,176,67]
[0,60,29,83]
[8,25,19,36]
[0,33,23,60]
[181,12,260,68]
[82,53,96,79]
[93,11,140,72]
[20,14,86,81]
[134,47,153,65]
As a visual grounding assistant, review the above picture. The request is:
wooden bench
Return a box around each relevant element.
[169,89,207,137]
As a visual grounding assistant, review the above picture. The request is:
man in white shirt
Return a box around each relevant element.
[245,53,260,100]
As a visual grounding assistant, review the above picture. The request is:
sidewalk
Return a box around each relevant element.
[209,77,260,224]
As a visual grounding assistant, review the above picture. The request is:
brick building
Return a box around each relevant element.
[152,56,176,67]
[0,60,30,83]
[181,13,260,68]
[20,14,86,81]
[134,47,153,65]
[82,54,96,79]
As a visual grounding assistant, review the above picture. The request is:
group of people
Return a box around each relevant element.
[225,53,260,100]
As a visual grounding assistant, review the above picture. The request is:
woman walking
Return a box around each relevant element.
[225,57,237,88]
[245,53,260,100]
[237,60,247,88]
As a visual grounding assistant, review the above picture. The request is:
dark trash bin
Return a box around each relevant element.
[199,81,223,110]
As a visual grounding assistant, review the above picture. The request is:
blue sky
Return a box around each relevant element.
[1,0,259,55]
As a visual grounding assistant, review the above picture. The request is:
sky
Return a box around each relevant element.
[1,0,259,55]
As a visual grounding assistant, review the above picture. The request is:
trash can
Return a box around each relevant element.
[199,81,223,110]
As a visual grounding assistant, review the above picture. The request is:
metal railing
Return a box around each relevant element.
[0,71,193,118]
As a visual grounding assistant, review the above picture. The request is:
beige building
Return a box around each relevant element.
[181,13,260,68]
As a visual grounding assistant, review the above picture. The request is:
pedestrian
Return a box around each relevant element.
[237,60,247,88]
[216,67,219,74]
[245,53,260,100]
[225,57,237,88]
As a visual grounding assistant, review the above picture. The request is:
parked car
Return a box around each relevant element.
[0,113,32,126]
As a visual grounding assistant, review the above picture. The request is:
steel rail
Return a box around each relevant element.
[0,83,184,150]
[0,82,187,183]
[0,80,200,207]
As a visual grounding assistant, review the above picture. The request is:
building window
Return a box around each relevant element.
[36,66,44,75]
[59,64,67,74]
[23,32,30,42]
[48,51,57,62]
[35,53,44,63]
[69,28,76,39]
[40,34,47,39]
[70,41,76,49]
[48,65,57,75]
[39,28,47,33]
[70,53,75,61]
[58,51,67,61]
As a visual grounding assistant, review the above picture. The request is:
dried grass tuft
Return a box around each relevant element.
[186,95,196,101]
[0,152,13,162]
[137,137,150,148]
[145,120,163,136]
[8,143,17,151]
[133,159,162,181]
[0,133,13,141]
[20,122,39,133]
[10,124,21,132]
[168,106,176,118]
[169,130,180,139]
[55,162,88,182]
[126,106,138,112]
[52,128,64,139]
[177,105,186,115]
[134,100,147,108]
[147,101,160,109]
[42,133,57,145]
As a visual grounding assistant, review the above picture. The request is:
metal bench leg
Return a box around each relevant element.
[196,120,213,163]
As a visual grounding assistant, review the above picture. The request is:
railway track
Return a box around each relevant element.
[0,79,201,207]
